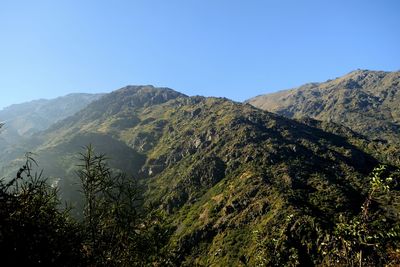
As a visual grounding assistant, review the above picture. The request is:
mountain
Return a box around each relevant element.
[0,93,104,137]
[0,93,104,171]
[3,85,396,265]
[0,86,187,199]
[247,70,400,146]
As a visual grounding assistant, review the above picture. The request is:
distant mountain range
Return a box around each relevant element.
[0,93,104,137]
[0,72,399,265]
[0,93,104,172]
[247,70,400,145]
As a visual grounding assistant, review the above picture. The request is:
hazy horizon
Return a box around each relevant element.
[1,68,399,111]
[1,0,399,109]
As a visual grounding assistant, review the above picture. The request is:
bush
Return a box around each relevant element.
[0,153,84,266]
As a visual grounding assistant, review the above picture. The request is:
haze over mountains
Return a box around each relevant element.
[1,71,399,265]
[0,93,103,147]
[248,70,400,145]
[0,93,104,174]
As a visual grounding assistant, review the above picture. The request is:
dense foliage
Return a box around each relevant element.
[0,147,171,266]
[0,153,83,266]
[0,83,399,265]
[1,153,399,266]
[253,165,400,266]
[77,145,172,266]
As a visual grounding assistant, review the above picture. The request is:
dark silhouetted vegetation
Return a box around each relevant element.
[0,82,399,265]
[77,145,172,266]
[0,145,172,266]
[1,151,399,266]
[0,153,84,266]
[252,165,400,266]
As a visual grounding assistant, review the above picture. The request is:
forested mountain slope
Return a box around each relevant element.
[3,85,397,265]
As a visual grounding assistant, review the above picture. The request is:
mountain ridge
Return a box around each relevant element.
[0,93,105,172]
[0,92,104,136]
[1,82,399,265]
[1,84,394,265]
[247,70,400,146]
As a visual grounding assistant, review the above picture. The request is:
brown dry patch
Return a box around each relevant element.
[199,206,209,221]
[212,193,224,204]
[239,171,252,180]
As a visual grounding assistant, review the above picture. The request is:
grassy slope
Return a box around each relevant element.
[248,70,400,146]
[1,85,395,265]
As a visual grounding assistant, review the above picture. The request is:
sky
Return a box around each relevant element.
[0,0,399,109]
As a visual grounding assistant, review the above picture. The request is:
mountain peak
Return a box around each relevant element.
[116,85,184,95]
[345,69,387,78]
[47,85,188,129]
[106,85,188,107]
[247,70,400,145]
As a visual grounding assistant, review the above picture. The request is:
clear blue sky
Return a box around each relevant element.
[0,0,399,109]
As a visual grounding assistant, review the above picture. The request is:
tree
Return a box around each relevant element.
[252,165,400,266]
[0,119,172,266]
[0,153,84,266]
[319,165,400,266]
[78,145,172,266]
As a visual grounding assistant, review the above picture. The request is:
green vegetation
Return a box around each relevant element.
[248,70,400,147]
[1,152,398,266]
[0,93,103,167]
[0,146,171,266]
[0,153,84,266]
[252,165,400,266]
[1,83,400,265]
[77,145,171,266]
